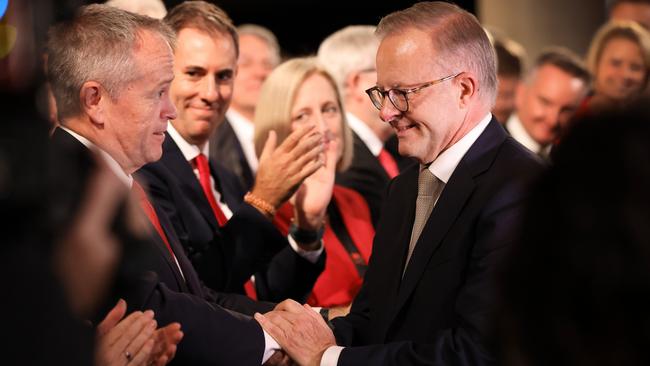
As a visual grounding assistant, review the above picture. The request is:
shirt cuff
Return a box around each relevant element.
[287,235,324,263]
[320,346,344,366]
[262,329,281,364]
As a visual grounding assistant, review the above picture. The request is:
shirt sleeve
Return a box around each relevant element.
[261,329,281,364]
[320,346,344,366]
[287,235,324,263]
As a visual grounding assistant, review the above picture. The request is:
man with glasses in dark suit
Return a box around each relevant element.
[255,2,544,365]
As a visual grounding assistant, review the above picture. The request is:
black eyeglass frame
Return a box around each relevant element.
[365,72,462,112]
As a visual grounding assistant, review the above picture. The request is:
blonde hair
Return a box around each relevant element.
[376,1,497,107]
[586,20,650,86]
[254,57,353,172]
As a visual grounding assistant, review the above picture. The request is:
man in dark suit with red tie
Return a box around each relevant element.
[136,1,327,302]
[318,25,414,226]
[255,2,545,365]
[47,4,320,364]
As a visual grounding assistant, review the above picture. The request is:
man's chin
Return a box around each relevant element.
[146,149,164,165]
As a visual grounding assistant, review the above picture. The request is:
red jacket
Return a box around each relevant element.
[274,185,375,307]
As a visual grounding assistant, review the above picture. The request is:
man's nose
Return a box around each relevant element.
[201,77,219,102]
[379,99,402,123]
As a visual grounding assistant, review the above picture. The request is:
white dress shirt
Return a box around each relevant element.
[345,112,384,157]
[320,113,493,366]
[506,113,551,156]
[226,108,259,173]
[167,123,234,219]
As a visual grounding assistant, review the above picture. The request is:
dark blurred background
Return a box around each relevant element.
[162,0,476,57]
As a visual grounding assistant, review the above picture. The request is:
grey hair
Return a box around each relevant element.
[237,24,281,66]
[376,1,498,107]
[104,0,167,19]
[47,4,175,120]
[317,25,379,97]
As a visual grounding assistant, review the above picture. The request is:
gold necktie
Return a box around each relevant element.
[404,166,443,274]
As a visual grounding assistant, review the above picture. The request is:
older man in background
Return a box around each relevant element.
[318,25,405,226]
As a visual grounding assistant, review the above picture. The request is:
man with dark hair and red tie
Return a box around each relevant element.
[136,1,328,303]
[318,25,413,227]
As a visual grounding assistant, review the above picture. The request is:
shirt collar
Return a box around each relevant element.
[167,122,209,162]
[506,113,542,154]
[428,113,492,184]
[345,112,384,156]
[226,108,254,137]
[59,126,133,188]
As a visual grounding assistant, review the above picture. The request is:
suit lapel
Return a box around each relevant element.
[354,133,390,181]
[154,204,204,295]
[162,135,220,231]
[209,159,242,209]
[395,167,475,312]
[391,118,507,321]
[372,166,419,336]
[210,118,254,190]
[53,128,203,295]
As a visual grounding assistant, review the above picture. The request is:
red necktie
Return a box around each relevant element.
[132,181,177,261]
[378,148,399,179]
[193,153,228,226]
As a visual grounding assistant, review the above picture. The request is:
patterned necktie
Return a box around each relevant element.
[378,148,399,179]
[403,166,442,274]
[193,153,228,226]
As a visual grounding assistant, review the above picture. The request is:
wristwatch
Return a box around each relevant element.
[289,222,325,246]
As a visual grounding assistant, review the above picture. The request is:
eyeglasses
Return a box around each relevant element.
[365,72,461,112]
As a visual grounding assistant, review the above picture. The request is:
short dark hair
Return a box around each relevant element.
[532,47,591,85]
[164,0,238,57]
[495,41,523,78]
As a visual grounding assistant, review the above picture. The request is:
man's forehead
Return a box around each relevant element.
[176,28,235,55]
[377,29,437,86]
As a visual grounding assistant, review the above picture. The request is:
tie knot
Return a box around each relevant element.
[194,153,208,166]
[193,153,212,174]
[417,167,437,197]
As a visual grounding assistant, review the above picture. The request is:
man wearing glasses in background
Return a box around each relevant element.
[255,2,544,365]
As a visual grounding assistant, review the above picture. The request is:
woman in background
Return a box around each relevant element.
[254,57,375,310]
[582,21,650,114]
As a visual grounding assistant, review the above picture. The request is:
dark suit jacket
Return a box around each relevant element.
[209,117,254,191]
[335,132,390,227]
[331,118,544,365]
[137,132,324,302]
[51,128,271,366]
[384,134,417,172]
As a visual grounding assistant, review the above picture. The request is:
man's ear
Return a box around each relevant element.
[457,72,478,108]
[344,71,361,101]
[80,81,105,126]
